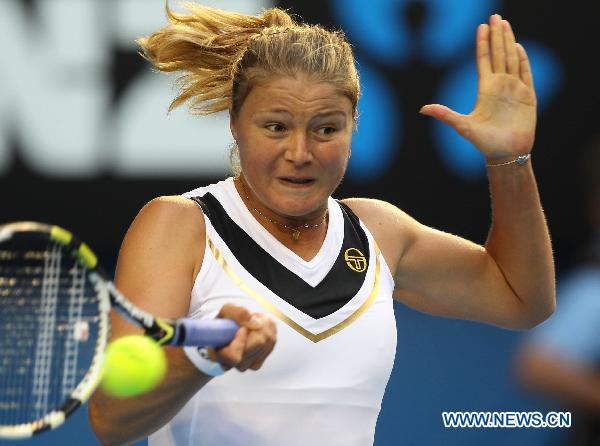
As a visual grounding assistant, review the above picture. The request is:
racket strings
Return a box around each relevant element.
[61,263,86,400]
[32,243,61,417]
[0,240,101,426]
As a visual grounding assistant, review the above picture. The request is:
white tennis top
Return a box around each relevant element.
[149,178,397,446]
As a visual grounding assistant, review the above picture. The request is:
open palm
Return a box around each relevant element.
[421,15,537,160]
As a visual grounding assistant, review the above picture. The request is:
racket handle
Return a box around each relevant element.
[178,318,239,348]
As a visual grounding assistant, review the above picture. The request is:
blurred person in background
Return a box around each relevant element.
[514,138,600,445]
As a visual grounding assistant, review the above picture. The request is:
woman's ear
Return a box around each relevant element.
[229,108,238,142]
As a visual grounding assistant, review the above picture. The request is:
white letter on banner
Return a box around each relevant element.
[111,0,271,176]
[0,0,109,176]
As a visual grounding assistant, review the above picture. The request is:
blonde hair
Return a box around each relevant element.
[136,2,360,119]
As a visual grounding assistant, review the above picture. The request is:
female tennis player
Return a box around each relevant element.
[88,5,555,446]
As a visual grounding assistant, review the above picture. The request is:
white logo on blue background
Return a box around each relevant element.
[331,0,562,181]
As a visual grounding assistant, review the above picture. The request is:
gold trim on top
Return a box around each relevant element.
[207,236,381,343]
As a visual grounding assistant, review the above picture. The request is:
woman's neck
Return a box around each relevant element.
[234,175,329,260]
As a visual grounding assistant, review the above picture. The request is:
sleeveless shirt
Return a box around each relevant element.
[149,178,397,446]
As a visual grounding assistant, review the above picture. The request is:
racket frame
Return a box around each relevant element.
[0,221,237,439]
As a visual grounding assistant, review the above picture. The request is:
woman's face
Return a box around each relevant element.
[231,74,353,221]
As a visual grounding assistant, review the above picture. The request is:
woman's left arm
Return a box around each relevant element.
[348,15,555,330]
[480,149,555,328]
[421,14,555,328]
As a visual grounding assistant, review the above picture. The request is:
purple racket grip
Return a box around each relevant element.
[179,318,239,348]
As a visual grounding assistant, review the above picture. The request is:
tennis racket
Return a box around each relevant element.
[0,221,239,439]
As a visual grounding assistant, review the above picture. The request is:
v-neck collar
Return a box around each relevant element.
[219,177,343,288]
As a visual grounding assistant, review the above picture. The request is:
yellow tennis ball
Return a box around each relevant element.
[101,335,167,398]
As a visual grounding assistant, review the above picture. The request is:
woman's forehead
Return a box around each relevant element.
[243,75,352,113]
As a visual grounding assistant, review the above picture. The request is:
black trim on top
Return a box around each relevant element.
[191,193,370,319]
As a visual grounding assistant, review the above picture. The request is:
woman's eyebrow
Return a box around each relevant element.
[256,109,347,116]
[255,109,292,117]
[311,111,348,120]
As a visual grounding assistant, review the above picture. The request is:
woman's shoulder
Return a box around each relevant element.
[340,197,419,272]
[125,195,206,255]
[118,195,207,286]
[181,177,233,200]
[340,197,416,228]
[139,195,205,226]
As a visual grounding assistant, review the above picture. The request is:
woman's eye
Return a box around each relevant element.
[316,126,336,136]
[265,123,286,133]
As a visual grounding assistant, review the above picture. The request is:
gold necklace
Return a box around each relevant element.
[237,176,328,241]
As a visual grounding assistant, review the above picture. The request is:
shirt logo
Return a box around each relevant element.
[344,248,367,272]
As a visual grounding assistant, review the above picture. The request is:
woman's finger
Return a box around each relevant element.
[238,318,277,371]
[245,318,277,371]
[502,20,519,76]
[216,326,248,367]
[516,43,535,89]
[476,24,492,79]
[235,330,266,371]
[490,14,506,73]
[249,339,276,370]
[218,303,252,327]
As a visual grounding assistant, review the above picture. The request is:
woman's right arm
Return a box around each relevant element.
[88,196,276,445]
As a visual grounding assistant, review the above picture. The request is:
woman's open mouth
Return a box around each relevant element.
[279,177,316,186]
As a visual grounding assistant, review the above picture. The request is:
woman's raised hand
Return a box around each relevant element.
[420,14,537,161]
